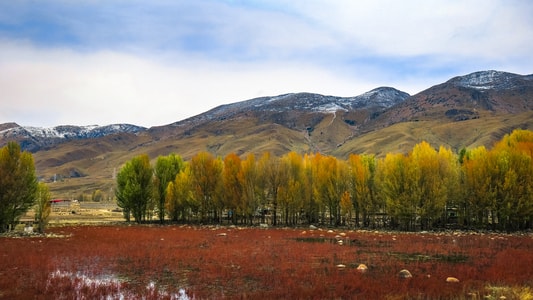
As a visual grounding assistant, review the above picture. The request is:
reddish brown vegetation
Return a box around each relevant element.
[1,225,532,299]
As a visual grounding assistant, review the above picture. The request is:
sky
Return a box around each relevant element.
[0,1,532,128]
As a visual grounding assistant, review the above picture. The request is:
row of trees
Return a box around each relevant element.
[115,129,533,231]
[0,142,51,233]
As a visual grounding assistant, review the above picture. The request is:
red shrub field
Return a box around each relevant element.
[1,225,532,299]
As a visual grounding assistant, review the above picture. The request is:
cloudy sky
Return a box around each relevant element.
[1,1,532,128]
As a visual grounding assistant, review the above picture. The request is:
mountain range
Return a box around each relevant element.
[1,70,532,199]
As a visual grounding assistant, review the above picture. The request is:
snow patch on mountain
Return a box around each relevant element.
[0,124,146,139]
[316,103,348,113]
[452,70,523,90]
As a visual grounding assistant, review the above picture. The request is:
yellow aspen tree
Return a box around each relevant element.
[238,154,260,225]
[166,165,195,222]
[279,152,304,225]
[347,154,377,227]
[313,154,343,226]
[189,151,222,223]
[461,146,492,228]
[340,191,353,226]
[258,152,288,226]
[437,145,460,225]
[302,153,319,224]
[222,153,242,224]
[489,129,533,230]
[376,153,416,230]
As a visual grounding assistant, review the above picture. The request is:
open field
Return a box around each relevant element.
[21,201,124,225]
[1,224,533,299]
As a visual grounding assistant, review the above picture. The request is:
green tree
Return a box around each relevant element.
[115,154,153,223]
[34,183,51,234]
[0,142,38,232]
[154,153,184,223]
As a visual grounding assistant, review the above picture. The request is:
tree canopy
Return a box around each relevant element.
[0,142,38,232]
[115,129,533,231]
[115,154,153,223]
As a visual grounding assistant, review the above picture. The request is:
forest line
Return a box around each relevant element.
[116,129,533,231]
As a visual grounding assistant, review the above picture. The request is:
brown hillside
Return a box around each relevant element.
[4,70,532,199]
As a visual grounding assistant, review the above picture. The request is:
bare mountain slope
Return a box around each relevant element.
[371,70,533,128]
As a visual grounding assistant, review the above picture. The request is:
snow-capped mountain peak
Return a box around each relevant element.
[0,123,147,152]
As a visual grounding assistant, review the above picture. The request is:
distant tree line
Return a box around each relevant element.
[115,129,533,231]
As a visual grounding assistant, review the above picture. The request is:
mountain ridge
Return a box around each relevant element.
[0,123,146,152]
[1,70,532,199]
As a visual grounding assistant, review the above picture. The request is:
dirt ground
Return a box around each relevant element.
[21,201,124,225]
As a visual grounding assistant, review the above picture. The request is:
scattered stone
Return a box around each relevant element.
[339,232,346,237]
[309,225,318,230]
[259,223,269,229]
[398,269,412,278]
[337,240,343,245]
[216,233,227,237]
[356,264,368,273]
[336,264,346,269]
[446,277,460,283]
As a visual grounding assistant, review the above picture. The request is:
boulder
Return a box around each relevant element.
[336,264,346,269]
[356,264,368,273]
[398,269,412,278]
[446,277,460,283]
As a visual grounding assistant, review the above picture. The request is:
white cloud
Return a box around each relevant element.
[0,1,531,127]
[0,41,375,127]
[284,1,533,59]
